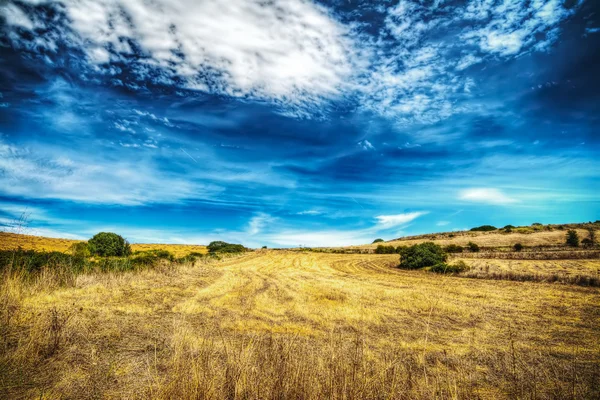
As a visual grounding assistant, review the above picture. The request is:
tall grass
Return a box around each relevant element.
[1,251,599,399]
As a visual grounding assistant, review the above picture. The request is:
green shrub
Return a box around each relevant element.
[581,238,593,248]
[503,225,515,230]
[207,241,246,253]
[70,242,90,258]
[429,260,469,274]
[398,242,446,269]
[88,232,131,257]
[131,250,174,267]
[467,242,480,252]
[566,230,579,247]
[470,225,496,232]
[0,249,88,274]
[444,244,463,253]
[375,245,396,254]
[372,238,384,243]
[395,245,407,254]
[513,243,523,252]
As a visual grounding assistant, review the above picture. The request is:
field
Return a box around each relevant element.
[1,250,599,399]
[0,232,207,257]
[354,228,592,250]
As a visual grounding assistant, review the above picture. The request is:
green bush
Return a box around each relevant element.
[470,225,496,232]
[444,244,463,253]
[372,238,384,243]
[467,242,480,252]
[70,242,90,258]
[398,242,446,269]
[375,245,396,254]
[513,243,523,252]
[131,250,174,267]
[88,232,131,257]
[566,230,579,247]
[581,238,593,248]
[429,260,469,274]
[207,241,246,254]
[395,245,407,254]
[0,249,88,274]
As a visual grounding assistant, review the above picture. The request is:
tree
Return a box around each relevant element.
[587,229,596,246]
[375,245,396,254]
[565,230,579,247]
[398,242,446,269]
[513,243,523,252]
[467,242,480,252]
[207,241,246,253]
[470,225,496,232]
[88,232,131,257]
[372,238,384,243]
[444,244,463,253]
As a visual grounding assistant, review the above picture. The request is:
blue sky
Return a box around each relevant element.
[0,0,599,247]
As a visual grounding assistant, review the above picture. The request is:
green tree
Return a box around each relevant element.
[398,242,446,269]
[207,241,246,253]
[375,245,396,254]
[565,230,579,247]
[372,238,385,243]
[467,242,480,252]
[513,243,523,252]
[444,244,463,253]
[88,232,131,257]
[470,225,496,232]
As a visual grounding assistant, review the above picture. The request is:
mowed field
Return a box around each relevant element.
[0,232,207,256]
[2,251,599,399]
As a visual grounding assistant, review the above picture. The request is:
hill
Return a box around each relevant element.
[0,232,207,256]
[355,222,598,250]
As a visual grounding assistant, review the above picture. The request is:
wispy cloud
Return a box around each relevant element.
[374,211,428,229]
[459,188,518,205]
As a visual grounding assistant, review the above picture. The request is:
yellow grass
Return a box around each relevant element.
[353,229,591,250]
[461,258,600,277]
[0,232,207,256]
[0,232,82,252]
[1,251,599,399]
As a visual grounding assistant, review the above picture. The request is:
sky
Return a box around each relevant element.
[0,0,599,248]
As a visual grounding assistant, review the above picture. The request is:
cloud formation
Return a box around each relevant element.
[375,212,428,229]
[459,188,518,205]
[1,0,581,121]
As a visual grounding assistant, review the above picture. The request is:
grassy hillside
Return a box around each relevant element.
[355,222,598,250]
[1,250,599,399]
[0,232,207,256]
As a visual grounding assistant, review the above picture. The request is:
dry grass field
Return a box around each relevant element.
[0,232,207,256]
[0,232,82,252]
[355,229,591,250]
[1,250,599,399]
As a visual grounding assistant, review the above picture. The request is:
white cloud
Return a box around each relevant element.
[0,139,223,205]
[1,0,580,123]
[1,3,35,30]
[459,188,518,205]
[9,0,361,115]
[436,221,450,226]
[358,139,375,150]
[247,213,273,235]
[374,211,427,229]
[297,210,322,216]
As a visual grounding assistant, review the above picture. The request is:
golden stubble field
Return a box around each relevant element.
[0,232,207,256]
[1,250,599,399]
